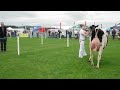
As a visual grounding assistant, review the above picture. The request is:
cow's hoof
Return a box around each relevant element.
[96,66,99,69]
[88,60,91,62]
[91,63,94,66]
[88,58,91,62]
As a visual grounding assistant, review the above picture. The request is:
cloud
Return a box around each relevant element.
[0,11,36,18]
[65,11,88,21]
[0,11,120,29]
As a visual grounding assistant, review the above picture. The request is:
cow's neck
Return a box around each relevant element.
[95,30,98,38]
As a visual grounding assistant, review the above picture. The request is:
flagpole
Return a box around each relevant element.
[60,22,61,39]
[101,24,102,29]
[60,22,61,29]
[85,21,86,26]
[73,21,75,37]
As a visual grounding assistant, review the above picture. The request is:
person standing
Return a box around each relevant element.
[58,30,60,38]
[14,30,17,37]
[79,24,88,58]
[48,30,51,38]
[118,30,120,40]
[36,32,39,38]
[69,31,72,38]
[66,30,68,38]
[112,29,116,40]
[0,22,7,52]
[32,31,33,37]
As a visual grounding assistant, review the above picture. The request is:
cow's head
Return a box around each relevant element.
[89,25,99,31]
[89,25,104,42]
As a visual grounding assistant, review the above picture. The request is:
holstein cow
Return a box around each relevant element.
[89,25,108,69]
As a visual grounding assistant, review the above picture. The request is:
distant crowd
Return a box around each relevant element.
[6,26,120,40]
[7,30,29,37]
[111,29,120,40]
[48,30,72,38]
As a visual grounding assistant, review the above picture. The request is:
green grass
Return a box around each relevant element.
[0,37,120,79]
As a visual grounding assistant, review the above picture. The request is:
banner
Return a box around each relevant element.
[19,33,28,37]
[38,27,45,33]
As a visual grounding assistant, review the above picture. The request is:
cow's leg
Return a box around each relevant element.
[96,47,103,68]
[91,51,94,66]
[89,49,91,62]
[89,42,91,62]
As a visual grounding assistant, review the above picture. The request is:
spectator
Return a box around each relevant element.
[69,31,72,38]
[32,31,33,36]
[48,30,51,38]
[66,30,68,38]
[58,30,61,38]
[118,30,120,39]
[14,30,17,37]
[0,22,7,52]
[36,32,39,38]
[112,29,116,40]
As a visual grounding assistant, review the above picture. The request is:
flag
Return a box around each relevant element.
[38,27,46,33]
[42,27,45,32]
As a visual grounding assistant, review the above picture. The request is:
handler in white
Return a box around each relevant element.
[79,24,89,58]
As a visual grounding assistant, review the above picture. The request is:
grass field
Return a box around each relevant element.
[0,37,120,79]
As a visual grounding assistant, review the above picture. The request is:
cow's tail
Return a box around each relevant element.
[103,34,108,49]
[106,35,108,46]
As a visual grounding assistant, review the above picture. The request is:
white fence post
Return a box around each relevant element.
[67,34,69,47]
[17,34,20,55]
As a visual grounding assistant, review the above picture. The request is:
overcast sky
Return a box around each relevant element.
[0,11,120,29]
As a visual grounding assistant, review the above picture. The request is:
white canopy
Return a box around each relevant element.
[48,29,58,32]
[7,27,13,30]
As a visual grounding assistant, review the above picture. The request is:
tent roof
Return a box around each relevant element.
[7,27,13,30]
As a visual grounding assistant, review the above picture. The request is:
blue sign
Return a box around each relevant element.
[33,26,41,32]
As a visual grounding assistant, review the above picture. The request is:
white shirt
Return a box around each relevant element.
[79,29,85,41]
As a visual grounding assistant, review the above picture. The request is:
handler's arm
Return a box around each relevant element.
[82,31,89,37]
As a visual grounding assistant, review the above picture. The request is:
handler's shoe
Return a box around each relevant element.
[79,55,83,58]
[83,54,87,57]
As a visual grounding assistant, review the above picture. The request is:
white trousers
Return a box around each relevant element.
[79,41,87,58]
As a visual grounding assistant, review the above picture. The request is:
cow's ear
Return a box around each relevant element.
[90,26,92,29]
[95,25,99,28]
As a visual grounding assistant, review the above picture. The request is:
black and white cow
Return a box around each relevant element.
[89,25,108,68]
